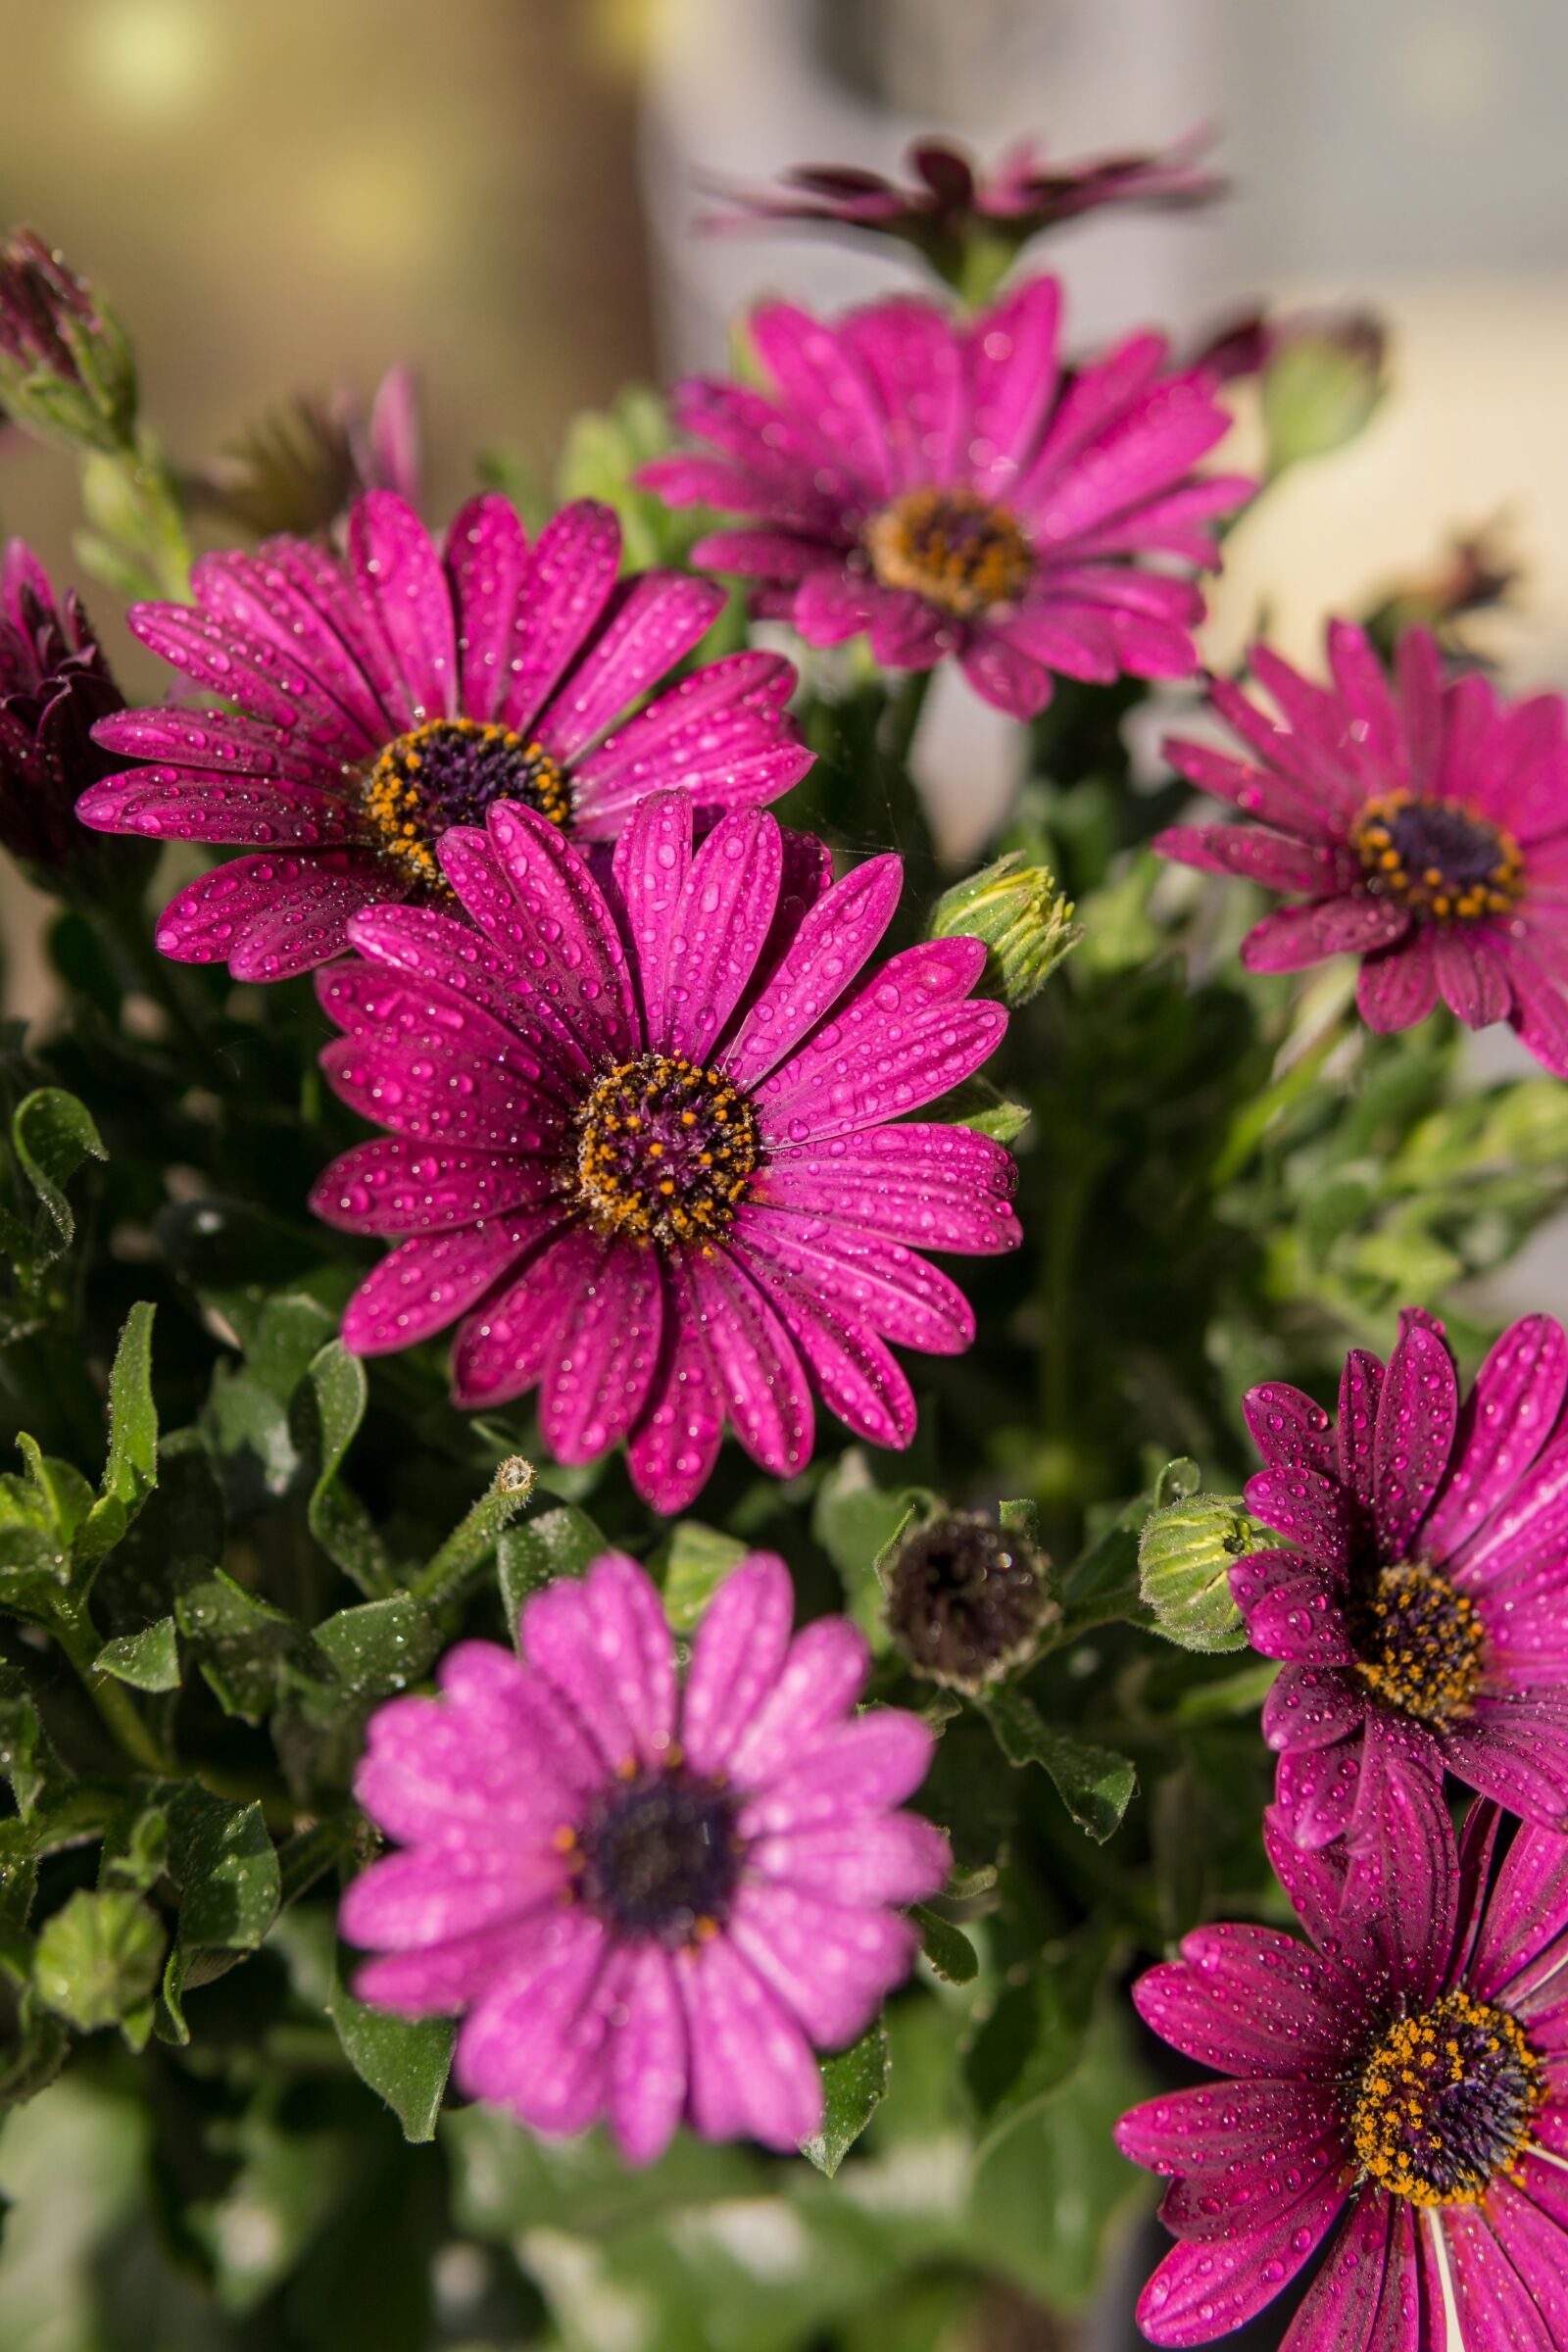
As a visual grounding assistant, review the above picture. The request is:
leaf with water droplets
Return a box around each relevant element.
[981,1687,1137,1841]
[911,1903,977,1984]
[496,1501,606,1644]
[11,1086,106,1266]
[801,2017,890,2177]
[94,1616,179,1693]
[313,1595,438,1700]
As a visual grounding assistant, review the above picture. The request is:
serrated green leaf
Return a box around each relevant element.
[33,1886,165,2032]
[325,1946,453,2142]
[164,1785,279,1952]
[93,1616,179,1693]
[313,1594,439,1699]
[11,1086,106,1262]
[911,1903,977,1984]
[801,2017,890,2176]
[290,1340,395,1596]
[496,1501,605,1642]
[980,1687,1137,1841]
[651,1521,748,1632]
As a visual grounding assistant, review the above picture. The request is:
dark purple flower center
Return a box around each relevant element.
[574,1767,741,1945]
[864,487,1032,618]
[1349,1987,1543,2206]
[573,1053,760,1248]
[360,716,571,892]
[1344,1560,1485,1726]
[1351,791,1521,923]
[885,1515,1049,1690]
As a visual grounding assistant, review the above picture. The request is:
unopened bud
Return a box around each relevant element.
[0,230,137,456]
[930,853,1080,1007]
[1257,310,1387,475]
[1139,1492,1259,1653]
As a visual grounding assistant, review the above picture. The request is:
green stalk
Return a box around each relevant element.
[51,1604,173,1779]
[1209,1007,1352,1190]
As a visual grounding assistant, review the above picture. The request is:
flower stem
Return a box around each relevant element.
[52,1603,174,1779]
[876,669,936,867]
[1209,1005,1353,1190]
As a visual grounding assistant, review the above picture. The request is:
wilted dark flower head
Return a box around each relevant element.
[885,1512,1054,1690]
[195,362,421,541]
[0,229,136,454]
[1365,523,1520,661]
[0,540,129,876]
[706,128,1224,284]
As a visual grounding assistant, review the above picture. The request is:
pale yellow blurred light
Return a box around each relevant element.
[300,152,450,274]
[78,0,219,121]
[1396,10,1501,125]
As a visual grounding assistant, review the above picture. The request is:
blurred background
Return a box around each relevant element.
[0,5,1565,2341]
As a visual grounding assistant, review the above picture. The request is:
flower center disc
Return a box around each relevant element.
[360,716,571,891]
[1351,792,1521,923]
[885,1516,1045,1688]
[573,1053,760,1247]
[577,1769,740,1944]
[1350,1988,1543,2206]
[1346,1561,1486,1726]
[865,486,1031,617]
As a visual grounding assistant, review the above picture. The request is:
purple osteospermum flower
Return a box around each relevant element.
[1236,1307,1568,1880]
[639,278,1252,720]
[309,790,1019,1510]
[342,1549,951,2162]
[1118,1791,1568,2349]
[1156,621,1568,1075]
[703,125,1224,255]
[74,489,812,982]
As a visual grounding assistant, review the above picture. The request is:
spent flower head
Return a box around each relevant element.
[884,1511,1055,1690]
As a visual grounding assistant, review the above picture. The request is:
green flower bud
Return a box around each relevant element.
[33,1886,165,2034]
[930,853,1081,1007]
[1258,311,1387,476]
[1138,1492,1260,1653]
[0,230,137,457]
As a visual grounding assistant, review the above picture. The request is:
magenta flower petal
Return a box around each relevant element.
[1162,619,1568,1068]
[680,1553,795,1778]
[313,798,1013,1500]
[1237,1310,1568,1872]
[648,278,1246,714]
[347,1553,940,2161]
[85,491,810,979]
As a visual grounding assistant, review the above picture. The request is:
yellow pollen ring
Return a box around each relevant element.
[573,1052,761,1248]
[1349,1989,1543,2206]
[865,485,1032,618]
[358,715,571,895]
[1350,790,1522,925]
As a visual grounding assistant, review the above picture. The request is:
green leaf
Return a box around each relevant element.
[811,1450,933,1647]
[290,1341,395,1597]
[175,1568,313,1722]
[11,1087,106,1261]
[32,1887,165,2033]
[964,1925,1113,2146]
[164,1785,280,1952]
[0,1992,68,2109]
[801,2016,890,2177]
[93,1616,179,1692]
[496,1501,605,1642]
[927,1074,1032,1145]
[325,1946,453,2143]
[651,1521,748,1633]
[980,1687,1137,1841]
[101,1302,158,1512]
[911,1903,978,1985]
[313,1595,439,1700]
[0,1679,51,1820]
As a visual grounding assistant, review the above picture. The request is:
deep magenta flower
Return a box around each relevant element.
[639,278,1251,719]
[1235,1308,1568,1880]
[0,539,128,876]
[704,126,1224,260]
[75,489,812,981]
[1156,622,1568,1074]
[309,791,1018,1508]
[342,1549,951,2162]
[1118,1791,1568,2348]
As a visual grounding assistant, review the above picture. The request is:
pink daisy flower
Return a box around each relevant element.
[1236,1308,1568,1879]
[342,1549,951,2163]
[309,790,1019,1510]
[1118,1790,1568,2349]
[1156,621,1568,1074]
[74,489,812,981]
[639,278,1251,719]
